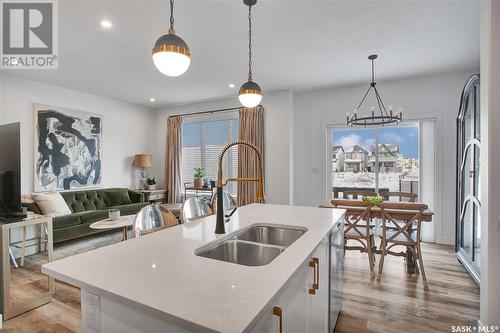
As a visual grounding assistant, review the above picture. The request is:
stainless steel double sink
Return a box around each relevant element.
[195,225,307,266]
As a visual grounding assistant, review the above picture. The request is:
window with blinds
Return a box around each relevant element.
[181,114,239,196]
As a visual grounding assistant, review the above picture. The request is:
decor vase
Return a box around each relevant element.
[193,177,202,188]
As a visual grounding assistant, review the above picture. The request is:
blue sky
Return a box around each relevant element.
[333,126,419,158]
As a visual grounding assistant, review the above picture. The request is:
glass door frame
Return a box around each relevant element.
[325,122,421,199]
[455,74,481,284]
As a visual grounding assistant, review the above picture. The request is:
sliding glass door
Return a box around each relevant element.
[329,123,420,199]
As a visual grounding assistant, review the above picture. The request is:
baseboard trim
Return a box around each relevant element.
[435,237,454,246]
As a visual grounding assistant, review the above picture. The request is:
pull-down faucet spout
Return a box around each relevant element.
[215,141,265,234]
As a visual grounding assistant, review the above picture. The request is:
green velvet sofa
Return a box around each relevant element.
[23,188,148,243]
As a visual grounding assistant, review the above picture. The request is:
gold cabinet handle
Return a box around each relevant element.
[273,306,282,333]
[308,257,319,294]
[316,257,320,290]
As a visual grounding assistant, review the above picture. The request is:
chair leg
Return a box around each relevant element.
[9,248,18,268]
[377,236,384,251]
[370,235,377,257]
[366,236,375,276]
[377,240,386,281]
[416,241,429,289]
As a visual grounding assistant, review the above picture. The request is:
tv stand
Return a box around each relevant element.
[0,215,54,319]
[0,212,27,221]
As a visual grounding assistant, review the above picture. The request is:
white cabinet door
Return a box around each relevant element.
[307,236,330,333]
[250,264,308,333]
[247,306,276,333]
[276,261,309,333]
[248,232,334,333]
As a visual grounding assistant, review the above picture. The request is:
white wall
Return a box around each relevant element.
[153,90,294,205]
[0,74,156,193]
[1,69,478,246]
[480,0,500,326]
[0,73,3,124]
[293,71,477,244]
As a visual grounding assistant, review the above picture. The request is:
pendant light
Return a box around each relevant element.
[346,55,402,126]
[238,0,262,108]
[152,0,191,77]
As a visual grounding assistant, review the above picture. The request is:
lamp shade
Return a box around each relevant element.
[238,80,262,108]
[152,31,191,77]
[134,154,152,168]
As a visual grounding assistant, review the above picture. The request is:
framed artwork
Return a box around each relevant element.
[33,103,103,192]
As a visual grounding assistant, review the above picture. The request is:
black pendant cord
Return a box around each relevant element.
[169,0,174,30]
[371,57,375,84]
[248,5,253,81]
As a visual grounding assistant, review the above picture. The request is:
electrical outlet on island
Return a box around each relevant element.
[84,291,101,331]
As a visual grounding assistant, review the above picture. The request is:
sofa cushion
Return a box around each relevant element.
[104,189,132,207]
[31,192,72,217]
[73,210,109,224]
[53,214,81,229]
[62,190,107,213]
[108,202,148,216]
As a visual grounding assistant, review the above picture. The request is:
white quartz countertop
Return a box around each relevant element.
[42,204,344,333]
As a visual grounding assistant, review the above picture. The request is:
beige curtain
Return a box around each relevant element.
[165,116,183,203]
[238,106,265,206]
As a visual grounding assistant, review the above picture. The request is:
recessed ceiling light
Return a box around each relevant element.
[100,20,112,28]
[149,98,156,102]
[228,83,235,88]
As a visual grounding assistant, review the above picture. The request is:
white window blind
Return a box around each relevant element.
[181,114,239,196]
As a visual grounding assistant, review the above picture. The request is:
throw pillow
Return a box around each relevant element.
[104,190,132,207]
[32,192,72,216]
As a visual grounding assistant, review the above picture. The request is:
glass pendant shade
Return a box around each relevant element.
[238,80,262,108]
[152,30,191,77]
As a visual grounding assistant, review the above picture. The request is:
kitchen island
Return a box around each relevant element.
[42,204,345,333]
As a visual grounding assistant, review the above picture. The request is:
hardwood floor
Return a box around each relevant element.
[335,242,480,333]
[1,236,479,333]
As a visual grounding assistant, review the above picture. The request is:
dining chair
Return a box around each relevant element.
[342,190,377,200]
[181,197,213,223]
[158,205,179,228]
[133,204,166,237]
[331,199,376,276]
[377,202,429,288]
[381,191,417,202]
[378,191,418,237]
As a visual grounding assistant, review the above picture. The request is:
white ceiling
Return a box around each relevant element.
[3,0,480,108]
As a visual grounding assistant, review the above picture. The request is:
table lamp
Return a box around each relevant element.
[134,154,152,189]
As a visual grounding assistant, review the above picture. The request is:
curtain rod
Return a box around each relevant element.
[168,105,263,119]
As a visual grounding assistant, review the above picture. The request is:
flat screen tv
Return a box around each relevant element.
[0,122,23,219]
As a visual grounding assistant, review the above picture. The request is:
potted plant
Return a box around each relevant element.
[146,177,156,190]
[193,168,204,188]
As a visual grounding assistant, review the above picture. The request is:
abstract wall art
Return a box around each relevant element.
[33,104,103,192]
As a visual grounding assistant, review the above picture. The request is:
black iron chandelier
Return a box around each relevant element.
[347,55,402,126]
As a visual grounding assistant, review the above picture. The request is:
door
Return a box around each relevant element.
[456,74,481,284]
[307,236,330,333]
[277,263,308,333]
